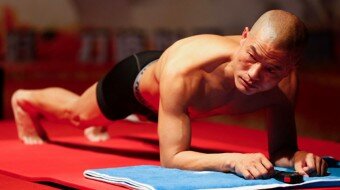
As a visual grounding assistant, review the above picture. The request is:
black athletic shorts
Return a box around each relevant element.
[96,51,163,121]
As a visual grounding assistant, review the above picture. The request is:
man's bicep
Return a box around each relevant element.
[158,76,192,167]
[266,96,298,164]
[158,101,191,166]
[278,68,298,105]
[267,68,298,153]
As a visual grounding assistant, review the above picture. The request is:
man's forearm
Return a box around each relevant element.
[266,97,298,167]
[162,150,238,172]
[270,148,296,167]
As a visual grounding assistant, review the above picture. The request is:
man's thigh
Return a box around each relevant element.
[70,83,112,127]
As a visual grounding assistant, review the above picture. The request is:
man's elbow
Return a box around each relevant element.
[269,148,297,167]
[160,153,179,169]
[160,160,171,168]
[160,155,175,168]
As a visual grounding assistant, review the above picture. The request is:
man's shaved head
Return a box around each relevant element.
[250,10,308,61]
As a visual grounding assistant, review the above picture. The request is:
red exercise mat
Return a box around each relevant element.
[0,173,58,190]
[0,120,339,189]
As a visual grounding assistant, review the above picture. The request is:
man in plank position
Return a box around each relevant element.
[12,10,328,179]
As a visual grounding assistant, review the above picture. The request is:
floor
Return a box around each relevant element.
[0,119,339,189]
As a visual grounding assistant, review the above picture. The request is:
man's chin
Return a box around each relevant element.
[240,89,256,95]
[235,78,259,95]
[237,86,259,95]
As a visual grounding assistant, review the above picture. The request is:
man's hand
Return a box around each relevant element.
[231,153,274,179]
[293,151,328,176]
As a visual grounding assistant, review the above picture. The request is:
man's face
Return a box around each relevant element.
[233,33,293,95]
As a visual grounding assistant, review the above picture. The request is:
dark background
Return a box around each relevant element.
[0,0,339,142]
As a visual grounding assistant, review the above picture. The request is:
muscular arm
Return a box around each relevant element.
[157,35,239,172]
[266,93,298,167]
[158,73,231,172]
[267,69,327,176]
[267,69,298,166]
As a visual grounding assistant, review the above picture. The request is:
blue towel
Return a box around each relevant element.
[84,162,340,190]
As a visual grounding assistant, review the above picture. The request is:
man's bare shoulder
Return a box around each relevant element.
[156,34,240,98]
[160,34,239,73]
[173,34,240,49]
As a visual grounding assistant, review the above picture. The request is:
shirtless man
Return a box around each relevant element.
[11,10,328,179]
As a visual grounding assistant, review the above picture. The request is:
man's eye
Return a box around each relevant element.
[266,67,275,73]
[248,53,256,62]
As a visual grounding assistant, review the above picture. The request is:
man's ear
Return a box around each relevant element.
[240,27,249,46]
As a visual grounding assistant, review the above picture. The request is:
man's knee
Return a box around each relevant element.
[11,89,32,108]
[68,107,109,129]
[67,92,106,129]
[68,106,95,129]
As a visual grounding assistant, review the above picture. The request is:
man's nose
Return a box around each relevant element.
[247,63,262,81]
